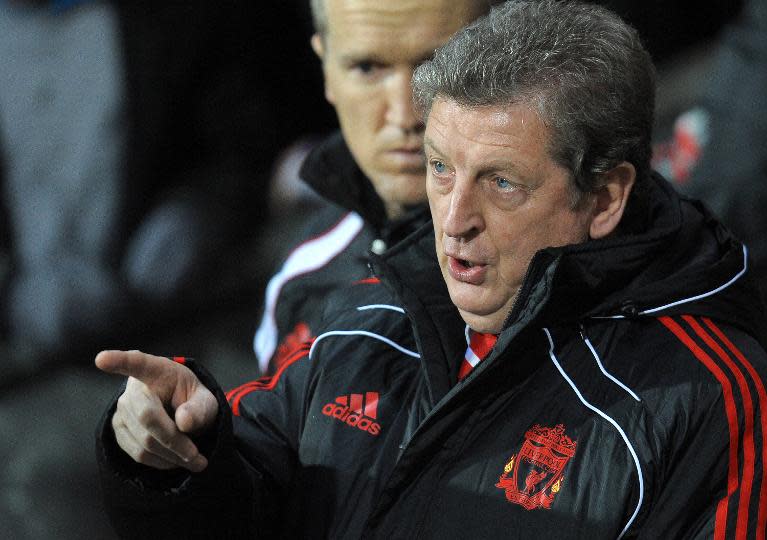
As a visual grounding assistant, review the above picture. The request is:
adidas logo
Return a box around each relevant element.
[322,392,381,436]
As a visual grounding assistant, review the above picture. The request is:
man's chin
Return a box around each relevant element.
[368,172,426,208]
[373,166,425,184]
[456,306,504,335]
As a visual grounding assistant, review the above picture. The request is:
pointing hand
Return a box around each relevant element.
[96,350,218,472]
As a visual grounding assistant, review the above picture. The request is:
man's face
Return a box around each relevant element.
[314,0,483,218]
[425,99,597,333]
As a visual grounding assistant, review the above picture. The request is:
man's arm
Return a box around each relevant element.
[95,351,279,538]
[636,323,767,539]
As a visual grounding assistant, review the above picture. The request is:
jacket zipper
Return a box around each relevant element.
[393,254,553,460]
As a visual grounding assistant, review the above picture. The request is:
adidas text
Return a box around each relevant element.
[322,403,381,436]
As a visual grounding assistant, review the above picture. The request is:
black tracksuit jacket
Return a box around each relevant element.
[253,132,429,374]
[97,174,767,539]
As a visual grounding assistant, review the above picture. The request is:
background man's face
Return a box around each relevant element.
[425,99,596,333]
[314,0,484,219]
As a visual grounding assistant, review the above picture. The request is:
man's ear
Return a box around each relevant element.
[310,33,324,60]
[589,161,636,240]
[310,33,335,105]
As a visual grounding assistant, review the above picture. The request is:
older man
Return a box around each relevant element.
[253,0,491,375]
[96,2,767,538]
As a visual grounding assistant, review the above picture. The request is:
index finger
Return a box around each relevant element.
[95,350,173,384]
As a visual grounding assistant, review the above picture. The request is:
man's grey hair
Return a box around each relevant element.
[412,0,657,196]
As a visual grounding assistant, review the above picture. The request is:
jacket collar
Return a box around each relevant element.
[299,132,390,231]
[518,173,765,341]
[299,132,431,239]
[370,225,466,401]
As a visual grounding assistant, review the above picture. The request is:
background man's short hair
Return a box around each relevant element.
[310,0,500,38]
[309,0,326,36]
[412,0,657,194]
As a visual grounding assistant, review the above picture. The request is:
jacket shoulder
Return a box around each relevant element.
[613,316,767,536]
[310,277,417,366]
[594,314,767,458]
[582,315,767,445]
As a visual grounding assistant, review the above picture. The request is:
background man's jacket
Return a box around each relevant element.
[253,132,429,375]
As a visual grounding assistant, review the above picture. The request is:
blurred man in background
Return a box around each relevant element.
[253,0,494,375]
[652,0,767,301]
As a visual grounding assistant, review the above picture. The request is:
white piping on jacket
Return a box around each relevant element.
[356,304,406,314]
[253,212,365,372]
[309,330,421,360]
[581,335,641,402]
[595,244,748,320]
[543,328,644,540]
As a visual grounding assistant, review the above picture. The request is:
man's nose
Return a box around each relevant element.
[441,180,484,239]
[385,70,422,131]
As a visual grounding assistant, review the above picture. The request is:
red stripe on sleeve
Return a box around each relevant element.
[659,316,739,540]
[354,277,381,285]
[685,316,756,539]
[172,356,186,364]
[227,341,313,416]
[227,344,310,403]
[228,343,310,405]
[704,317,767,540]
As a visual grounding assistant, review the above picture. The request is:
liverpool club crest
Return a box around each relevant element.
[495,424,578,510]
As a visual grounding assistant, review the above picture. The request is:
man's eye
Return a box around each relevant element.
[353,61,376,74]
[432,160,447,174]
[495,177,513,190]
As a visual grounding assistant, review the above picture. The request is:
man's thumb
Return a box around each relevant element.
[175,386,218,434]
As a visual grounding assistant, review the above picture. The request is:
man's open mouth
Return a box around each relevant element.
[447,256,488,285]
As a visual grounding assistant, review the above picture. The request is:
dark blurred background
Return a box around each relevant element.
[0,0,763,538]
[0,2,334,538]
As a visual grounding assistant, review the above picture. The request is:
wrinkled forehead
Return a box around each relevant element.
[425,97,548,143]
[424,97,568,191]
